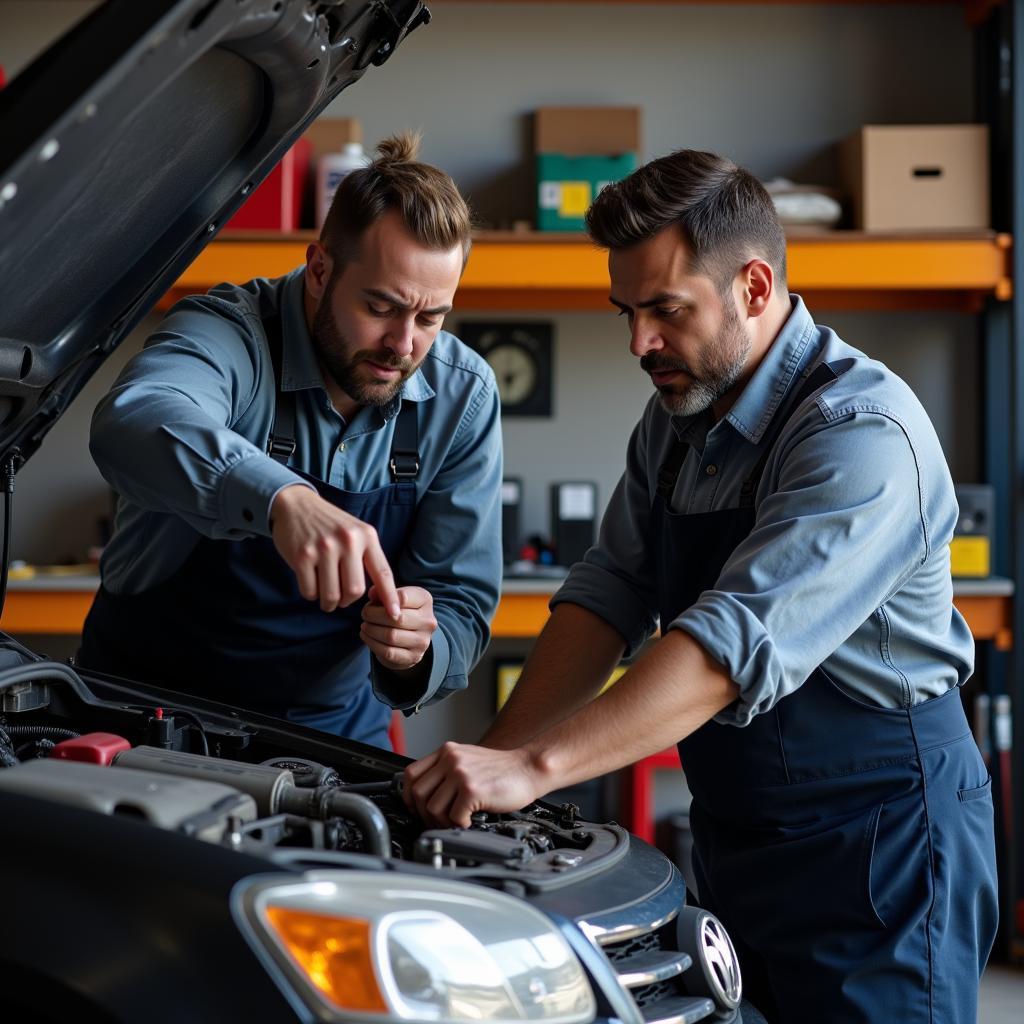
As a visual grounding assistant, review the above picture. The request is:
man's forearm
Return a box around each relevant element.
[525,628,740,790]
[480,603,626,749]
[402,626,740,829]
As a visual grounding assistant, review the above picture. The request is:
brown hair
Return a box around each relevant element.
[321,131,472,267]
[585,149,786,292]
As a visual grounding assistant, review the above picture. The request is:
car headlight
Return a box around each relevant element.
[233,871,597,1024]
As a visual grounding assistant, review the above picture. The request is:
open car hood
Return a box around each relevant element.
[0,0,429,471]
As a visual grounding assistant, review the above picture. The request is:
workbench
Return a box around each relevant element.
[0,571,1012,647]
[1,571,1012,845]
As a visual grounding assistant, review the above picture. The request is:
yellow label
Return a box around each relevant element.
[949,536,990,577]
[559,182,592,217]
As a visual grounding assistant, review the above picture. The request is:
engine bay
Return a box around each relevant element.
[0,641,627,891]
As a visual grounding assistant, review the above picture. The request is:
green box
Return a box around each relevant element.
[536,152,637,231]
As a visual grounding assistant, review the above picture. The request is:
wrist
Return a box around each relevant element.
[269,482,314,527]
[524,736,562,790]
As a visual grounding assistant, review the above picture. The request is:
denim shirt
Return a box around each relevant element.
[553,295,974,727]
[91,267,503,712]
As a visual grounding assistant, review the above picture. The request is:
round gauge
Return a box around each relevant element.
[486,342,538,406]
[459,322,554,418]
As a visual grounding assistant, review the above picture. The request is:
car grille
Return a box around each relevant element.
[597,915,716,1024]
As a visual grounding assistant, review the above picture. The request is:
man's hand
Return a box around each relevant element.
[402,742,547,827]
[362,585,436,672]
[271,484,401,618]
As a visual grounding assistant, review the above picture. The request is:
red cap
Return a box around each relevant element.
[51,732,131,765]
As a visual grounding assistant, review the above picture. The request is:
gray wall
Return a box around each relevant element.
[1,2,983,758]
[335,2,973,227]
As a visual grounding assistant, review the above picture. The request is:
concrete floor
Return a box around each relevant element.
[979,964,1024,1022]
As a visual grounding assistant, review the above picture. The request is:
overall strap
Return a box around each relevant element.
[655,360,847,506]
[389,401,420,482]
[738,360,843,507]
[263,311,297,465]
[656,439,690,501]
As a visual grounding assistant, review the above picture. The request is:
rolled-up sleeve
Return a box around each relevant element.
[551,411,660,656]
[90,298,310,539]
[676,410,929,725]
[373,375,504,712]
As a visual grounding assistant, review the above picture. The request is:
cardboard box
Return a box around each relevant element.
[535,106,641,231]
[537,153,637,230]
[303,116,363,162]
[535,106,641,156]
[841,124,989,231]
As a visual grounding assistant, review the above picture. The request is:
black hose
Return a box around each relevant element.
[321,790,392,857]
[277,785,392,857]
[3,725,79,741]
[0,661,86,693]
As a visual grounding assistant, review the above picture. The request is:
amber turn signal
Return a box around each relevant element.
[264,906,388,1013]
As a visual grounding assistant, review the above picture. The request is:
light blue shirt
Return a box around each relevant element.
[553,295,974,727]
[91,268,503,712]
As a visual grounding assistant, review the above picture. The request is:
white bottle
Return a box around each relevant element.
[316,142,371,229]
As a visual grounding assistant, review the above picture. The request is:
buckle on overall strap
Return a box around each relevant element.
[390,453,420,479]
[267,435,297,463]
[656,464,678,499]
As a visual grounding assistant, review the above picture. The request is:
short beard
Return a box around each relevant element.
[311,291,415,408]
[642,301,750,417]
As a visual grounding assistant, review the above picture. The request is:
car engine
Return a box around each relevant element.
[0,640,749,1022]
[0,642,625,888]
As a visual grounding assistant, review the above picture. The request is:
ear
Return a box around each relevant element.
[304,241,333,302]
[737,258,774,317]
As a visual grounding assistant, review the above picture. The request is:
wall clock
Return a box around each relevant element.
[459,321,553,417]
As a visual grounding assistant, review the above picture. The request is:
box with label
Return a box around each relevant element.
[535,106,641,231]
[537,153,637,230]
[840,124,989,231]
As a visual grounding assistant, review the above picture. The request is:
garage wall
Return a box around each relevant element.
[0,2,982,756]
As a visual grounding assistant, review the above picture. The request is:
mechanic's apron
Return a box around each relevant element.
[80,315,419,747]
[656,363,998,1023]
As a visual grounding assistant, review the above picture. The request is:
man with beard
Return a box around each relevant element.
[79,134,502,747]
[403,149,997,1022]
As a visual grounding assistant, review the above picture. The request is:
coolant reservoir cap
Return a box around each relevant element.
[52,732,131,765]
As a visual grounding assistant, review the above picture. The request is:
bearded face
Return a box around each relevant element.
[640,297,751,417]
[311,289,417,409]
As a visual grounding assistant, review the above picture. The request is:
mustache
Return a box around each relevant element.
[640,353,695,377]
[354,350,413,372]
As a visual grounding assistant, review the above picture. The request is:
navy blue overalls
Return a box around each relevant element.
[657,363,998,1022]
[80,313,419,747]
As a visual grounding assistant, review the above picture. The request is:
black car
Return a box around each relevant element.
[0,3,748,1022]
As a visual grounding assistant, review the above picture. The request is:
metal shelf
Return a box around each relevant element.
[166,230,1013,314]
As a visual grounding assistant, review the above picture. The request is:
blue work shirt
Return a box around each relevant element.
[553,295,974,726]
[91,267,503,713]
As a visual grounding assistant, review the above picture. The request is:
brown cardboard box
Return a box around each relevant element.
[535,106,641,155]
[841,124,989,231]
[303,116,363,161]
[534,107,641,230]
